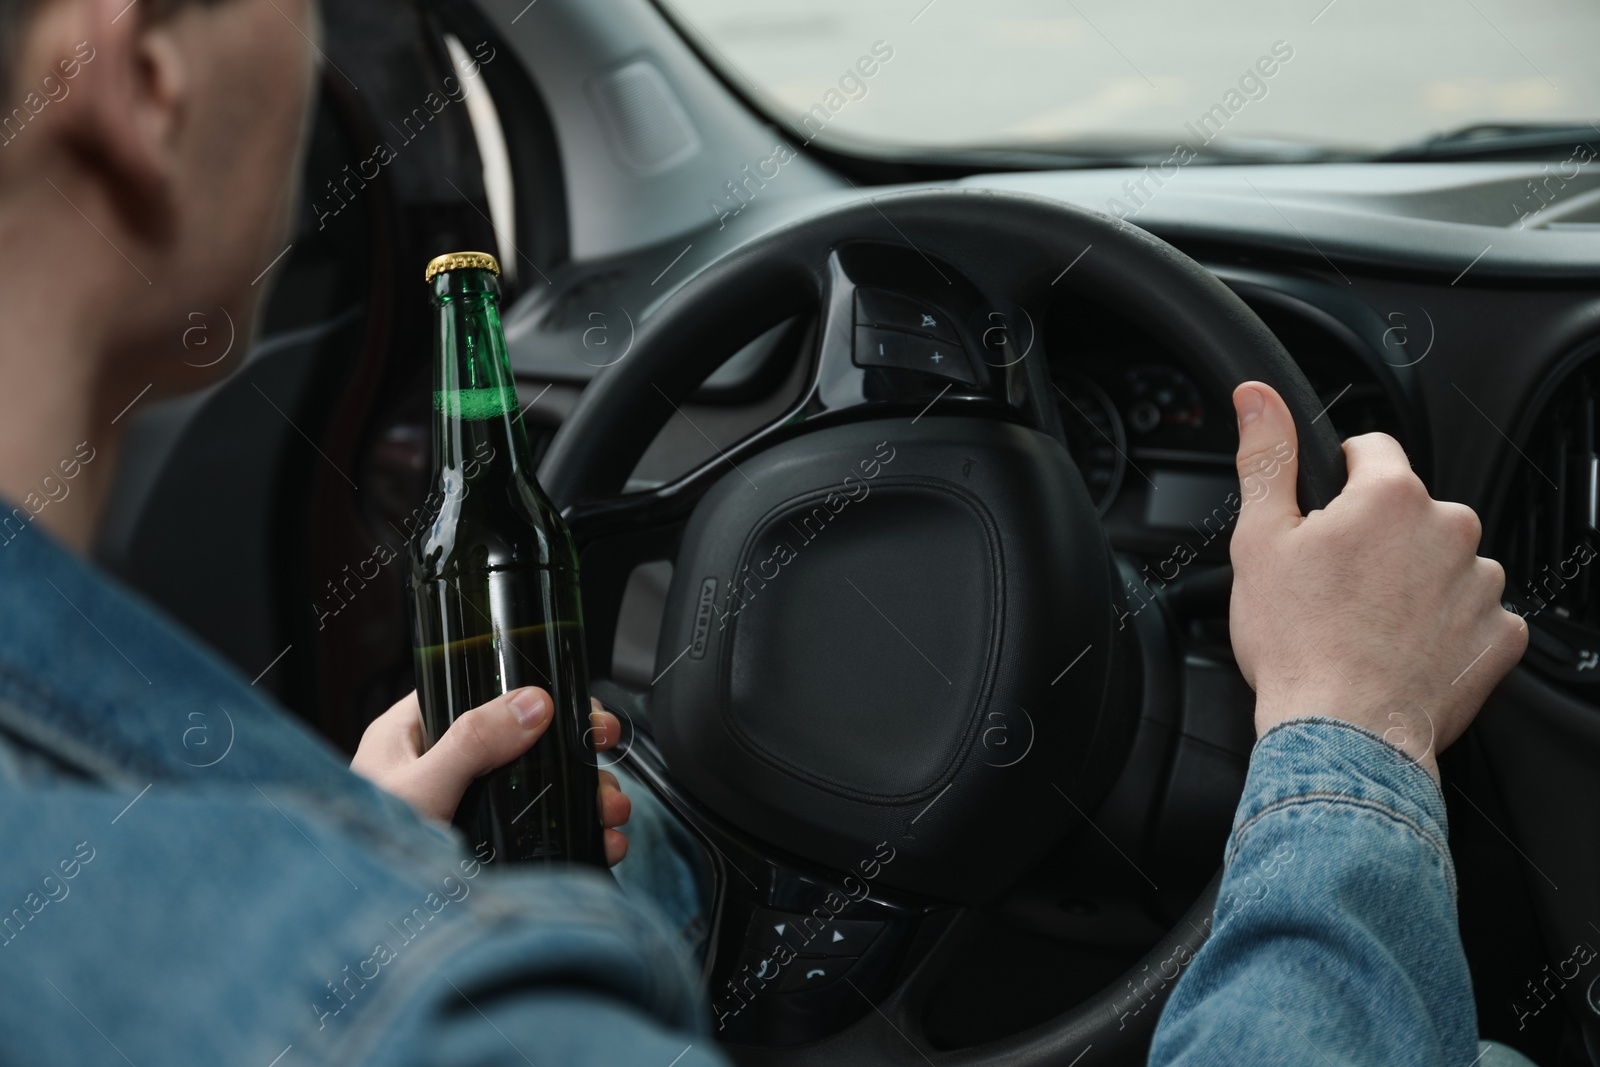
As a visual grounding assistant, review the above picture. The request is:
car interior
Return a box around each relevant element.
[93,0,1600,1063]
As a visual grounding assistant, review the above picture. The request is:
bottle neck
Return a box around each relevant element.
[429,267,540,492]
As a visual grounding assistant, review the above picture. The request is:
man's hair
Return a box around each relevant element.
[0,0,44,96]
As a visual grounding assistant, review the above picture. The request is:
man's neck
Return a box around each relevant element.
[0,220,128,555]
[0,361,126,557]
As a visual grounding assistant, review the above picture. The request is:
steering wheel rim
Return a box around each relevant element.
[541,188,1346,1065]
[542,187,1344,507]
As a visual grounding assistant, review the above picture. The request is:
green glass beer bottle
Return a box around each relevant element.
[409,250,606,867]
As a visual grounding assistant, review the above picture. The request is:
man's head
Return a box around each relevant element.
[0,0,316,400]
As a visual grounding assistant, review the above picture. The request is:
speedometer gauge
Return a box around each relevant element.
[1125,363,1206,434]
[1055,372,1126,514]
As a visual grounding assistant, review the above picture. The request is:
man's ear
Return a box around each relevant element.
[24,0,189,241]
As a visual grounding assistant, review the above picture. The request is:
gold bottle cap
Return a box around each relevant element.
[424,251,501,282]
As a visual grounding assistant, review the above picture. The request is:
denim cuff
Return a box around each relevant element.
[1225,717,1451,870]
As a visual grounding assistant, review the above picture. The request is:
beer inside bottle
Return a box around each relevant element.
[409,250,605,867]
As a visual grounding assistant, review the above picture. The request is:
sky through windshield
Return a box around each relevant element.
[662,0,1600,157]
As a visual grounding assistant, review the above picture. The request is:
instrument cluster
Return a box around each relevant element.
[1048,293,1413,553]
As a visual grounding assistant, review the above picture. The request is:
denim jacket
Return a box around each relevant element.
[0,518,728,1066]
[1149,718,1537,1067]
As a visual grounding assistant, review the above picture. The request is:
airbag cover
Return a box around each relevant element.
[728,481,996,798]
[653,416,1118,903]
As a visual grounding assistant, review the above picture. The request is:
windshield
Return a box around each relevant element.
[660,0,1600,160]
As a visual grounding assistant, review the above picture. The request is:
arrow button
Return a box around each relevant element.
[750,910,886,958]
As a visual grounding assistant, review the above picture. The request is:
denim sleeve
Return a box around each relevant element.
[1148,718,1479,1067]
[0,765,731,1067]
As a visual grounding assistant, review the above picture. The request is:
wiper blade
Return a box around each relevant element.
[882,134,1350,172]
[1380,122,1600,162]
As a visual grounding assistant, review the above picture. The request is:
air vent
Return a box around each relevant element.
[1496,345,1600,685]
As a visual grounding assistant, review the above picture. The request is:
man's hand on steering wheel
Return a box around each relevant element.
[351,688,633,865]
[1229,381,1529,780]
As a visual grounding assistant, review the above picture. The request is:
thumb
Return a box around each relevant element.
[1233,381,1303,538]
[411,687,552,821]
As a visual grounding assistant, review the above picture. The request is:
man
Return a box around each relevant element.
[0,0,718,1063]
[0,3,1534,1067]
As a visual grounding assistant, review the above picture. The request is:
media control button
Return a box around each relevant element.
[750,910,885,958]
[854,326,977,386]
[855,289,961,344]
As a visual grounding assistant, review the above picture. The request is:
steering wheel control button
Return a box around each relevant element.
[854,326,977,386]
[751,909,809,950]
[854,288,961,344]
[811,919,883,957]
[737,948,784,987]
[777,956,857,994]
[751,910,885,957]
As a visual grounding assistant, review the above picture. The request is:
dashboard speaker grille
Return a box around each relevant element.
[586,60,701,177]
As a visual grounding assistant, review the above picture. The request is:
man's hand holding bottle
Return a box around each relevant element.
[352,689,633,866]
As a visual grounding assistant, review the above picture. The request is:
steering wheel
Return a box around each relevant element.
[540,188,1346,1066]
